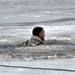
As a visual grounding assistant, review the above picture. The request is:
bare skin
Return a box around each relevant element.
[38,29,45,41]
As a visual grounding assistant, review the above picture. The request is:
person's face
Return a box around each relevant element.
[39,29,45,41]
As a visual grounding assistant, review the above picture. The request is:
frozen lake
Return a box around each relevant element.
[0,0,75,75]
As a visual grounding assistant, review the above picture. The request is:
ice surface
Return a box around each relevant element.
[0,58,75,75]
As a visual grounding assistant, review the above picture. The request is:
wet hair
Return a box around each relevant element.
[32,27,43,36]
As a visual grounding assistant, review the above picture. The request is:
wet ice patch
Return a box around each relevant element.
[0,39,8,43]
[20,15,28,17]
[34,15,42,18]
[44,11,52,13]
[4,17,8,20]
[47,36,71,41]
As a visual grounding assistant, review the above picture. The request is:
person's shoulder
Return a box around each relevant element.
[22,39,30,46]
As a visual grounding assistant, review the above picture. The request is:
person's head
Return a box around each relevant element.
[32,26,45,41]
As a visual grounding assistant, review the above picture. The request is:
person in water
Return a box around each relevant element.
[22,26,45,46]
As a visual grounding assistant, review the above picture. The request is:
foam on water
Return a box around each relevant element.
[0,35,75,60]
